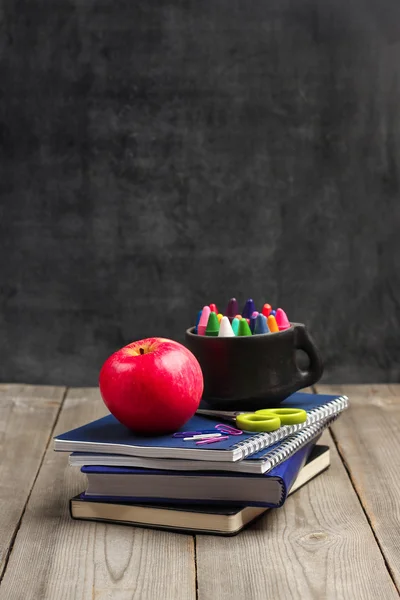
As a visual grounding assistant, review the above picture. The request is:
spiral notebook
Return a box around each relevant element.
[55,392,348,463]
[70,416,336,475]
[80,424,326,506]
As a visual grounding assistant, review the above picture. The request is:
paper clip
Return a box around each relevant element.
[215,423,243,436]
[183,433,222,441]
[172,430,217,438]
[196,435,229,446]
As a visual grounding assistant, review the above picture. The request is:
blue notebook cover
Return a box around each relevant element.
[79,438,318,508]
[55,392,347,462]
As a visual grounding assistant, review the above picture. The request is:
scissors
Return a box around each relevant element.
[196,408,307,433]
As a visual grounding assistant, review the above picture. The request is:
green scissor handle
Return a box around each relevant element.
[236,408,307,433]
[256,408,307,426]
[236,412,281,432]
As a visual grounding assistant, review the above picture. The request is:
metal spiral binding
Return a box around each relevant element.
[264,418,335,473]
[231,395,348,460]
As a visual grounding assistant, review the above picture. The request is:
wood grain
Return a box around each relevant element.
[317,384,400,592]
[0,388,196,600]
[0,384,65,578]
[195,428,399,600]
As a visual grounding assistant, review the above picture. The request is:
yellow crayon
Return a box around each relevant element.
[217,313,223,323]
[267,315,279,333]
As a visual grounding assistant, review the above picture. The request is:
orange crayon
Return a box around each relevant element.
[267,314,279,333]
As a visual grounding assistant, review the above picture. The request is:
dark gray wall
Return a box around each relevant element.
[1,0,400,386]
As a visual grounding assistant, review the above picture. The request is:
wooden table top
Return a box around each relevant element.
[0,384,399,600]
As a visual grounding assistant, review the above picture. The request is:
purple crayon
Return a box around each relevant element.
[226,298,239,322]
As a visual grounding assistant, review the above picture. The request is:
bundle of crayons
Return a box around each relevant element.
[194,298,291,337]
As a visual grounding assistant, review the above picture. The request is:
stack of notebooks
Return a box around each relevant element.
[54,392,348,535]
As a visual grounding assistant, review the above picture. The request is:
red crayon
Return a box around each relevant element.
[262,304,272,318]
[209,303,218,314]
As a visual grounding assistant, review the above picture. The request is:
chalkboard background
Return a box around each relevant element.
[1,0,400,385]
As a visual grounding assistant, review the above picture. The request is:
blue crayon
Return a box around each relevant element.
[194,309,202,334]
[270,309,276,317]
[254,314,270,335]
[249,314,258,334]
[242,298,256,319]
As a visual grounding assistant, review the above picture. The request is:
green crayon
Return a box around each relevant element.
[205,311,220,336]
[237,318,252,336]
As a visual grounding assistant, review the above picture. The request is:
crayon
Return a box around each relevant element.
[275,308,291,331]
[242,298,255,319]
[234,314,242,320]
[218,316,235,337]
[217,313,223,323]
[237,318,252,336]
[206,312,220,336]
[231,317,240,336]
[261,304,272,318]
[194,309,202,334]
[270,309,276,317]
[226,298,239,321]
[254,314,270,335]
[267,314,279,333]
[249,313,258,334]
[198,306,211,336]
[209,303,218,314]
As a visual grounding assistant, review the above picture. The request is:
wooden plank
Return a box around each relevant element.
[317,384,400,592]
[196,428,399,600]
[0,388,196,600]
[0,384,65,578]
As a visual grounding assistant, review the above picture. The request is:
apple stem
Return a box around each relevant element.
[139,347,145,355]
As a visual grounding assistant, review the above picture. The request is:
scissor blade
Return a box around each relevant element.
[196,409,242,421]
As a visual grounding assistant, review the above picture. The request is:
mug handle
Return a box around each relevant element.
[293,325,324,388]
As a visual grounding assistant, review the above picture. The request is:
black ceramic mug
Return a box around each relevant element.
[185,323,324,410]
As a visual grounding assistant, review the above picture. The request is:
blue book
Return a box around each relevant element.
[55,392,348,463]
[80,436,322,507]
[70,445,330,535]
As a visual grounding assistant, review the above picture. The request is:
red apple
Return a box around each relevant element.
[99,338,204,434]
